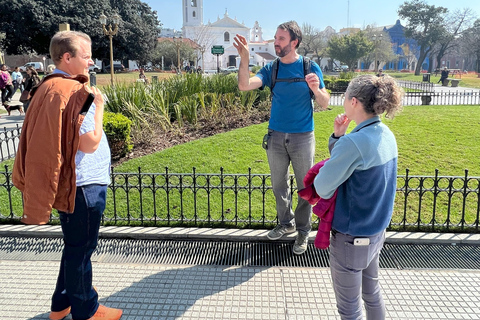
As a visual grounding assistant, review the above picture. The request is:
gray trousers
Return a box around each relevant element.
[266,129,314,234]
[329,230,386,320]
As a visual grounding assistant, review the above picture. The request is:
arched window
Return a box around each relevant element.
[191,0,197,7]
[192,11,196,18]
[224,32,230,42]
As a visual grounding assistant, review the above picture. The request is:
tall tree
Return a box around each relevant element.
[398,0,448,75]
[298,23,319,57]
[310,26,335,67]
[361,27,397,71]
[431,8,475,71]
[327,31,372,71]
[461,19,480,73]
[0,0,159,65]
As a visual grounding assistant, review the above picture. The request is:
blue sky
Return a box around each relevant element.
[147,0,480,39]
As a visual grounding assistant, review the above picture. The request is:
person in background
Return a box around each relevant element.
[11,66,24,93]
[138,68,149,84]
[439,67,449,84]
[376,68,384,77]
[1,64,14,104]
[13,30,122,320]
[313,74,403,319]
[233,21,330,255]
[20,66,41,113]
[44,64,56,77]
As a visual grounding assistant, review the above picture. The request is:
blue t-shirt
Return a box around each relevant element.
[256,56,325,133]
[53,69,111,186]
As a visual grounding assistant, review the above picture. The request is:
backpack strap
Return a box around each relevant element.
[270,56,314,100]
[270,58,280,93]
[303,57,314,100]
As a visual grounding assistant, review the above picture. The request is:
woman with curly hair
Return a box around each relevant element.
[313,74,404,320]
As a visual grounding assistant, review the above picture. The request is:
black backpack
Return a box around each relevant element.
[269,56,314,100]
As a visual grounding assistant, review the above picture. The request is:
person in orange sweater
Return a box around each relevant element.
[13,30,122,320]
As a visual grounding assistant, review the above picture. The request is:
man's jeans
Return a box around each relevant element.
[329,230,386,320]
[51,184,107,320]
[266,129,314,234]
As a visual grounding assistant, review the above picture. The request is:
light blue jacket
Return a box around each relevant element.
[313,116,398,236]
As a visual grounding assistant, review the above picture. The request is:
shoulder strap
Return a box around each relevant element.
[303,57,314,100]
[270,58,280,92]
[270,56,314,100]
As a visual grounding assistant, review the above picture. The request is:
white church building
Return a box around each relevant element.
[181,0,277,71]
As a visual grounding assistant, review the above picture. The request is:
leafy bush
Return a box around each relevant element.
[103,73,270,133]
[103,112,133,160]
[333,79,350,92]
[323,78,334,91]
[251,66,262,73]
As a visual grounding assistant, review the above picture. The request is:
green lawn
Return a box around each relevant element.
[116,105,480,177]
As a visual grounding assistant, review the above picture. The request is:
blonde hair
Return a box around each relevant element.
[49,31,91,65]
[346,75,404,119]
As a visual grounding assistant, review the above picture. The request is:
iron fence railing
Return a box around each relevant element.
[1,166,479,233]
[0,125,21,162]
[397,80,434,93]
[329,91,480,106]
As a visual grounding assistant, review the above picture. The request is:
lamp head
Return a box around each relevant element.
[99,13,107,25]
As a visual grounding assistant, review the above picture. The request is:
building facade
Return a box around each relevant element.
[180,0,276,71]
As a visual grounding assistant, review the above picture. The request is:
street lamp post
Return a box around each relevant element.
[199,45,205,73]
[173,36,182,73]
[99,13,120,86]
[372,34,383,71]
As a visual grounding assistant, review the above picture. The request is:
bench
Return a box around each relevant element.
[442,78,461,87]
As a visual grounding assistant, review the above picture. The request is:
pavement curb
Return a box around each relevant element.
[1,224,479,245]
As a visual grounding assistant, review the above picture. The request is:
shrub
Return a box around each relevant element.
[103,112,133,160]
[323,78,334,91]
[333,79,350,92]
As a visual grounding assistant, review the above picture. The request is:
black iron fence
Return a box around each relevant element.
[1,166,479,233]
[396,80,434,93]
[0,125,21,163]
[329,90,480,106]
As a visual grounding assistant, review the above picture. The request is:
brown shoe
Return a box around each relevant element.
[87,305,123,320]
[49,306,71,320]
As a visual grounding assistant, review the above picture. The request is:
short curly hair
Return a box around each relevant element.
[346,75,404,119]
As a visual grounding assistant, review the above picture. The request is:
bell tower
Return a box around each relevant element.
[183,0,203,27]
[250,21,264,43]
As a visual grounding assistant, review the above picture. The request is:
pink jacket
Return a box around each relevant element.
[298,159,338,249]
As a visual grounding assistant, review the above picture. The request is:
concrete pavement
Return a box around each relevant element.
[0,225,479,320]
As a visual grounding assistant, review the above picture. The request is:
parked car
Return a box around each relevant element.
[104,63,125,73]
[221,66,239,73]
[89,64,102,72]
[19,62,44,72]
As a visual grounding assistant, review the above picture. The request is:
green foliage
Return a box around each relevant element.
[103,112,133,159]
[103,73,269,133]
[332,79,350,92]
[251,66,262,73]
[327,31,373,71]
[0,0,160,64]
[398,0,448,75]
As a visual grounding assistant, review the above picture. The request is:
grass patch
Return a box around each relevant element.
[116,105,480,176]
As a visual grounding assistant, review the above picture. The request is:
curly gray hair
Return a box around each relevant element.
[345,75,404,119]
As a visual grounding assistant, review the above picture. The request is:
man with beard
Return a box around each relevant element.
[233,21,330,255]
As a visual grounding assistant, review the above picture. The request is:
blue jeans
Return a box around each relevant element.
[51,184,107,320]
[329,230,386,320]
[266,129,314,234]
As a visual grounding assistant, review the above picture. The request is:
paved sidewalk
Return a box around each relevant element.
[1,260,479,320]
[1,226,480,320]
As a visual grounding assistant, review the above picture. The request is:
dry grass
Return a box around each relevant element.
[93,71,176,88]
